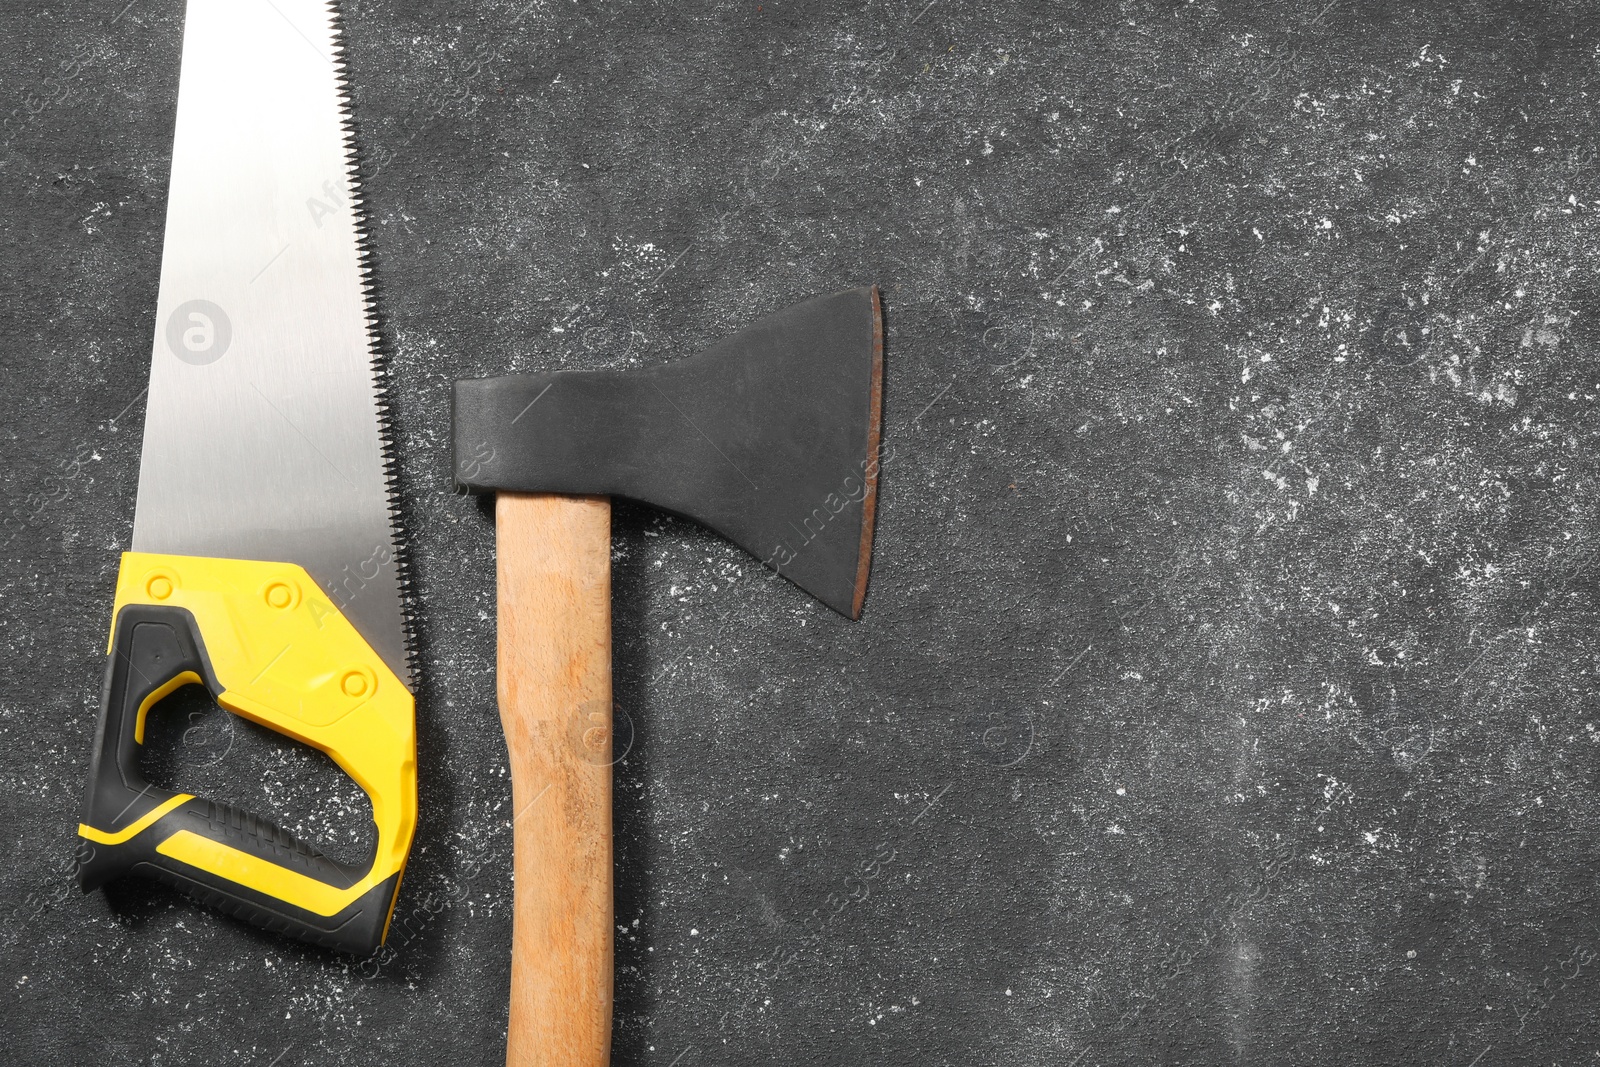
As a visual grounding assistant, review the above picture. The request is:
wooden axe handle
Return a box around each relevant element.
[496,492,613,1067]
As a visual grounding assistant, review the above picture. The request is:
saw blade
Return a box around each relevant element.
[130,0,412,687]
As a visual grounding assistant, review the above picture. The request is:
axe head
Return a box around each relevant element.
[453,287,884,617]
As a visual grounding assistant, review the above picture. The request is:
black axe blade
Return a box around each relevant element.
[453,286,884,617]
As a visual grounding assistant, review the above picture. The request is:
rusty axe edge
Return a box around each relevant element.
[851,285,885,620]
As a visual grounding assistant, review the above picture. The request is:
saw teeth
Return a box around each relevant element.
[324,0,421,685]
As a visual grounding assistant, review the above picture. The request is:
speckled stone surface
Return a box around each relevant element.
[5,1,1600,1063]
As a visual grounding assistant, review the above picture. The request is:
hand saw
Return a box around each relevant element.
[74,0,416,954]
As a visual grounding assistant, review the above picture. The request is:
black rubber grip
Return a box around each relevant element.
[77,603,396,953]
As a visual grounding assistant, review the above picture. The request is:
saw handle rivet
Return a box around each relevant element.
[340,669,372,698]
[145,573,176,601]
[262,579,299,610]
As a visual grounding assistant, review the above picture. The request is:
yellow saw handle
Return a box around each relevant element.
[76,552,416,953]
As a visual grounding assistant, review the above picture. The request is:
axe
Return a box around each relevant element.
[452,286,885,1066]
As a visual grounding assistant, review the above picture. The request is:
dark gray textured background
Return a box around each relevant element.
[5,0,1600,1063]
